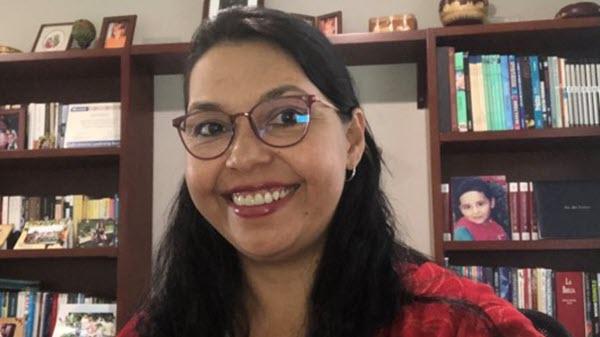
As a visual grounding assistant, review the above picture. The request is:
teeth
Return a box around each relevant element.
[232,186,295,206]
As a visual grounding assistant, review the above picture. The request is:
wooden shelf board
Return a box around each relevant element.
[0,247,118,260]
[440,127,600,142]
[432,16,600,37]
[439,127,600,153]
[444,239,600,252]
[0,49,123,80]
[0,147,121,160]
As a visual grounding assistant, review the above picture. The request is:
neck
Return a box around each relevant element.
[240,246,322,337]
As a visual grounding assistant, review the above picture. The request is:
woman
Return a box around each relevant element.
[118,7,542,337]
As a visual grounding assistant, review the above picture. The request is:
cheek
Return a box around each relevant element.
[184,158,222,214]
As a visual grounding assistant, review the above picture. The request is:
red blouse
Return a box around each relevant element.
[117,262,542,337]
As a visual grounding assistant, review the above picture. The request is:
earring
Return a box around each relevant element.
[345,167,357,182]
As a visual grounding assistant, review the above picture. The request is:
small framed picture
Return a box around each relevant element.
[32,22,74,52]
[317,11,343,36]
[98,15,137,49]
[203,0,265,19]
[0,106,26,151]
[291,13,317,27]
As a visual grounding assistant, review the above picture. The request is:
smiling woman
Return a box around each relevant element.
[117,7,544,337]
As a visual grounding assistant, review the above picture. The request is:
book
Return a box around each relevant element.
[51,303,117,337]
[451,176,510,241]
[13,220,70,250]
[455,51,469,132]
[0,317,25,337]
[76,219,117,248]
[556,272,586,337]
[0,278,40,291]
[533,180,600,238]
[437,47,454,133]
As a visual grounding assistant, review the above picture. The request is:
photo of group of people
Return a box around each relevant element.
[53,309,116,337]
[0,109,23,151]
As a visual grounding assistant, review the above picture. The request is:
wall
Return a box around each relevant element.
[1,0,594,256]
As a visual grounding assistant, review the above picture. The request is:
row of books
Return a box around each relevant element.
[0,194,119,250]
[437,48,600,132]
[1,278,116,337]
[441,176,600,241]
[0,102,120,151]
[449,265,599,337]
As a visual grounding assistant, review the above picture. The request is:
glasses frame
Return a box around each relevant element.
[173,94,332,160]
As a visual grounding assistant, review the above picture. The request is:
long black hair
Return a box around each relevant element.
[137,7,498,337]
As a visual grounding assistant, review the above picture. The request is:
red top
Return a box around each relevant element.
[454,217,508,241]
[117,262,542,337]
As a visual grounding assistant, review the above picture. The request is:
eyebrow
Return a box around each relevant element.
[187,84,308,113]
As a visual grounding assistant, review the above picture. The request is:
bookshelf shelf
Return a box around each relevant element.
[439,127,600,152]
[444,239,600,252]
[0,247,118,260]
[0,147,121,161]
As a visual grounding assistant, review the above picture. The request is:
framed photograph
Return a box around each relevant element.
[203,0,265,19]
[0,318,25,337]
[291,13,316,27]
[317,11,343,35]
[32,22,74,52]
[98,15,137,49]
[0,106,26,151]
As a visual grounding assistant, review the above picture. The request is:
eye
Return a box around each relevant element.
[191,120,230,137]
[268,107,309,127]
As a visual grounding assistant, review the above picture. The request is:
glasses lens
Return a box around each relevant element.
[179,111,233,158]
[252,97,311,147]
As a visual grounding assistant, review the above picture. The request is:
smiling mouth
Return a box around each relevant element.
[227,184,300,207]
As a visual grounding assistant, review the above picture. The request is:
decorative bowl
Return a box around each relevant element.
[439,0,489,26]
[555,2,600,19]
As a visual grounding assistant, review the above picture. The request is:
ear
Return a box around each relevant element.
[345,107,366,170]
[490,197,496,209]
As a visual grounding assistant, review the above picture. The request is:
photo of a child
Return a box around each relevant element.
[104,21,127,48]
[451,176,510,241]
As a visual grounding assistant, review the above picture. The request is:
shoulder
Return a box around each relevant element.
[453,227,474,241]
[385,262,543,337]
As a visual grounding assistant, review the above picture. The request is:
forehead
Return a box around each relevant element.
[459,191,487,202]
[188,40,321,109]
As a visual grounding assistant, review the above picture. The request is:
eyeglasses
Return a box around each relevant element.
[173,95,334,160]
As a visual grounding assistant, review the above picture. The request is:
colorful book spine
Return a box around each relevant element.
[501,55,514,130]
[530,56,544,129]
[455,51,469,132]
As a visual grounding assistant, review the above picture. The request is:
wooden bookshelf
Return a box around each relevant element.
[0,49,152,328]
[427,17,600,272]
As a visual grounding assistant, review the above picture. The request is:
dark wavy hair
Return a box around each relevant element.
[136,7,500,337]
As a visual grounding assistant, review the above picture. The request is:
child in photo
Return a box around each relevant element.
[451,176,509,241]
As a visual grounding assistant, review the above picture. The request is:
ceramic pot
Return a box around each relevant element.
[556,2,600,19]
[439,0,489,26]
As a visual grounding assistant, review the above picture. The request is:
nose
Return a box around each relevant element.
[225,117,272,171]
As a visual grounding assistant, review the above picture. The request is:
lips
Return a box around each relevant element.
[223,183,300,218]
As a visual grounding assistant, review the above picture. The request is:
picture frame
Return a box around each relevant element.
[0,106,26,151]
[98,15,137,49]
[317,11,343,36]
[291,13,317,27]
[203,0,265,19]
[31,22,74,52]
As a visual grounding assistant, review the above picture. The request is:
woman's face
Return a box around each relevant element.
[458,191,495,224]
[185,40,364,263]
